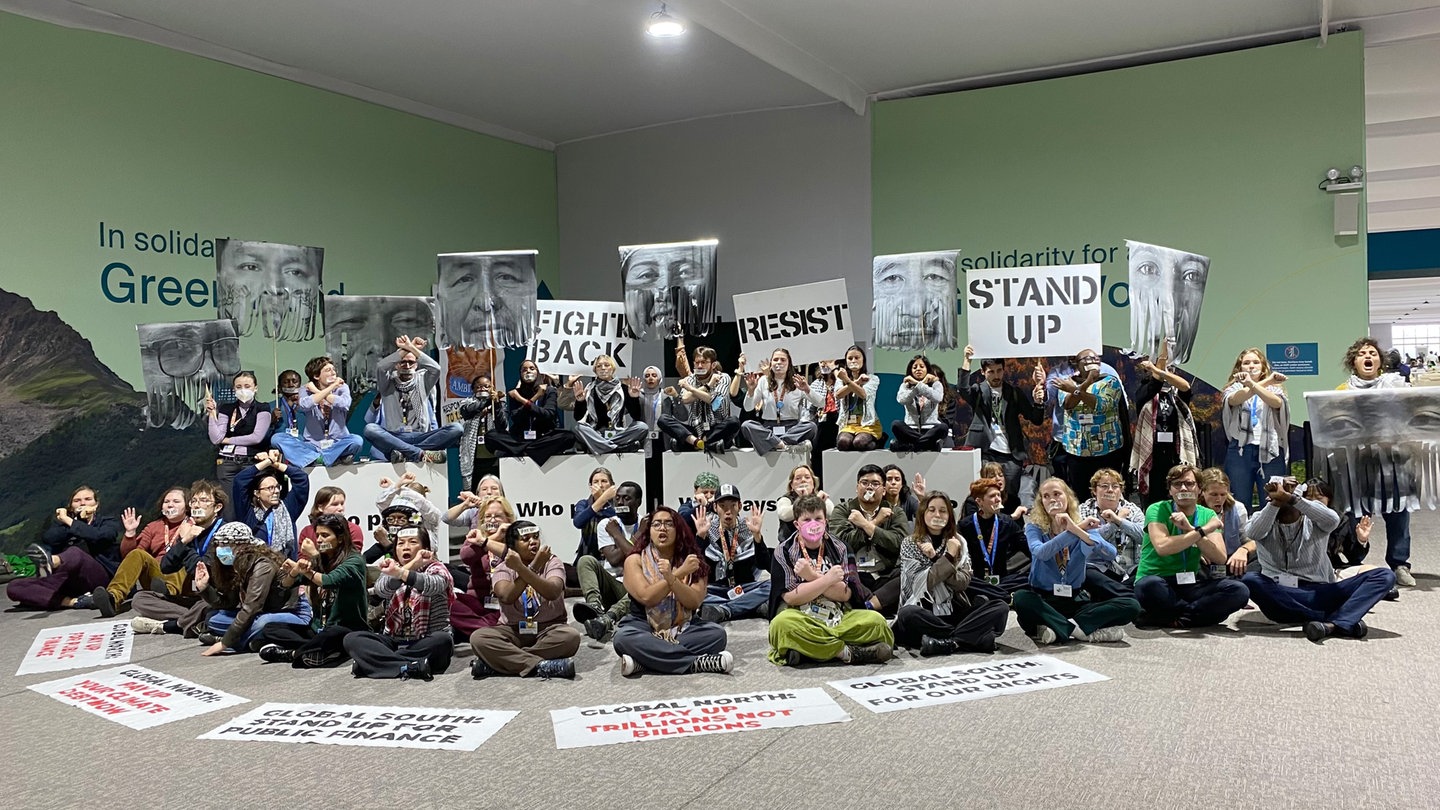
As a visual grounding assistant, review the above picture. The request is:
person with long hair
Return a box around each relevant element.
[255,513,369,667]
[485,358,573,464]
[90,486,190,617]
[194,522,310,656]
[956,477,1030,596]
[1015,478,1140,644]
[1198,468,1254,576]
[1134,463,1249,628]
[1221,347,1289,510]
[807,357,843,451]
[776,465,835,541]
[342,520,455,680]
[571,354,648,454]
[450,498,511,639]
[892,492,1010,656]
[657,345,741,452]
[882,464,921,522]
[298,486,364,551]
[469,521,581,679]
[612,506,733,676]
[1129,341,1198,506]
[739,348,822,455]
[10,485,120,611]
[834,345,882,451]
[205,370,273,520]
[891,355,949,452]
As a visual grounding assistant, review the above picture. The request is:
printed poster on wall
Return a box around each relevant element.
[17,621,133,676]
[733,279,853,366]
[827,655,1109,714]
[200,703,517,751]
[531,300,633,378]
[29,665,247,730]
[551,688,849,749]
[964,263,1103,359]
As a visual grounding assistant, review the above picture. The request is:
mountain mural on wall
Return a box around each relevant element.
[0,288,214,552]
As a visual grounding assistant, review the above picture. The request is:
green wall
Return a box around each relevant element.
[872,33,1367,421]
[0,11,557,386]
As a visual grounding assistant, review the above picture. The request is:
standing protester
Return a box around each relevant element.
[206,371,272,520]
[956,346,1046,510]
[10,486,120,610]
[363,334,463,464]
[1049,348,1127,501]
[694,485,772,624]
[469,521,582,680]
[1220,347,1290,509]
[571,355,648,454]
[1130,342,1198,506]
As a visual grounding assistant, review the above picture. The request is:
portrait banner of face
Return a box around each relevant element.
[871,250,959,351]
[214,239,324,342]
[1126,240,1210,365]
[436,250,538,350]
[1306,388,1440,514]
[619,239,717,342]
[323,296,437,395]
[137,319,240,430]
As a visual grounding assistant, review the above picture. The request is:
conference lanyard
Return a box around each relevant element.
[520,586,539,620]
[196,520,222,556]
[1172,501,1191,571]
[973,514,999,572]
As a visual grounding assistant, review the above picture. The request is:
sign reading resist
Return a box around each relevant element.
[500,453,647,560]
[828,655,1109,714]
[29,665,247,730]
[733,279,853,366]
[302,462,451,561]
[661,449,803,542]
[200,703,517,751]
[532,300,632,378]
[551,688,849,749]
[965,263,1103,358]
[17,621,132,676]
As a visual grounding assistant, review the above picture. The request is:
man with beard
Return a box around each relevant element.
[362,334,463,464]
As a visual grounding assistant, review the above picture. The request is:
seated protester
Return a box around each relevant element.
[443,474,506,533]
[830,464,910,615]
[767,494,894,666]
[450,498,509,638]
[1305,479,1383,581]
[1199,468,1255,577]
[959,462,1030,523]
[375,474,441,539]
[299,486,364,551]
[486,359,573,464]
[612,507,734,676]
[957,477,1031,596]
[133,481,228,635]
[233,450,310,561]
[256,514,370,667]
[1049,348,1127,501]
[1241,478,1395,642]
[890,355,949,452]
[9,486,120,611]
[575,481,642,640]
[205,371,273,520]
[470,521,582,680]
[295,355,364,466]
[572,467,619,566]
[893,492,1010,656]
[1017,478,1141,645]
[571,355,648,454]
[342,521,455,680]
[92,486,191,617]
[657,346,741,452]
[776,465,835,542]
[677,472,721,536]
[267,369,310,474]
[1129,342,1198,506]
[1134,463,1250,628]
[956,346,1047,512]
[1077,468,1146,581]
[363,334,463,464]
[882,464,922,523]
[457,370,503,492]
[739,348,821,456]
[195,523,311,657]
[636,365,666,437]
[834,345,882,451]
[694,485,772,623]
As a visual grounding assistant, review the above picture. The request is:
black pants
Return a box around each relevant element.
[256,623,355,668]
[1067,446,1129,502]
[342,630,454,679]
[890,422,948,452]
[1084,566,1136,601]
[892,597,1009,651]
[657,414,740,450]
[484,429,574,465]
[215,457,254,522]
[858,571,902,617]
[1140,444,1181,507]
[1134,575,1250,628]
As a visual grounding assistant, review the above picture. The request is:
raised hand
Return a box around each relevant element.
[503,549,523,571]
[964,345,975,360]
[1356,515,1373,544]
[193,561,210,591]
[122,507,141,535]
[378,477,394,490]
[399,472,417,487]
[693,503,712,537]
[300,536,320,559]
[912,473,927,499]
[746,505,763,537]
[571,377,586,400]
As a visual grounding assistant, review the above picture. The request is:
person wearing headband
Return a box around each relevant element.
[829,464,909,616]
[343,520,455,681]
[574,481,642,640]
[205,370,273,520]
[469,521,580,679]
[10,485,120,611]
[1134,463,1249,629]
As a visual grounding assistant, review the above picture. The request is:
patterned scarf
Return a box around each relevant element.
[255,503,296,560]
[1130,388,1198,495]
[641,546,691,642]
[385,560,453,641]
[583,378,627,428]
[898,533,964,617]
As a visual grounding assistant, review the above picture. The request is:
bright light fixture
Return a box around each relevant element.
[646,4,685,37]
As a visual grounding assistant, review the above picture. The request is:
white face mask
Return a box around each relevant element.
[190,506,209,519]
[234,389,256,403]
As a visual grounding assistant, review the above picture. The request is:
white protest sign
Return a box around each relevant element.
[964,263,1103,358]
[827,655,1108,714]
[733,279,853,366]
[820,449,981,506]
[551,688,849,749]
[29,665,247,730]
[301,461,452,561]
[17,621,132,675]
[498,452,647,560]
[660,448,802,541]
[200,703,517,751]
[532,300,632,377]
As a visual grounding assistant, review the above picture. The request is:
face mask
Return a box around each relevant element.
[926,514,947,532]
[280,386,300,396]
[862,487,879,502]
[798,520,826,542]
[1174,491,1198,503]
[615,505,633,519]
[216,546,236,565]
[234,389,255,403]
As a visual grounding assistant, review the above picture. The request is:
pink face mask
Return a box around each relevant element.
[798,519,826,542]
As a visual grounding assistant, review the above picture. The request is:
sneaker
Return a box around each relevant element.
[258,644,295,664]
[693,439,706,452]
[784,649,803,667]
[72,593,95,610]
[131,616,166,635]
[773,442,788,452]
[1036,626,1058,645]
[1304,621,1335,643]
[532,658,576,680]
[197,632,219,646]
[572,602,601,623]
[1395,565,1416,587]
[398,659,433,681]
[388,450,406,464]
[584,615,614,641]
[422,450,448,464]
[697,604,731,623]
[1086,626,1125,643]
[690,651,733,674]
[618,653,641,677]
[25,544,54,578]
[845,641,892,665]
[919,635,959,657]
[471,656,499,679]
[92,587,117,618]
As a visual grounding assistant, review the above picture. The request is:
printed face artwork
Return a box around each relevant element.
[1127,240,1210,365]
[215,239,324,341]
[137,319,241,429]
[620,240,717,342]
[871,251,958,351]
[323,296,436,394]
[1307,388,1440,513]
[436,251,538,350]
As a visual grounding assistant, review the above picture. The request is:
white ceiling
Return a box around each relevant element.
[1370,276,1440,324]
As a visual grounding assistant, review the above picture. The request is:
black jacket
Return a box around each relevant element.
[955,377,1045,459]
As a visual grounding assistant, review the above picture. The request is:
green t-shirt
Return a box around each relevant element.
[1138,501,1217,578]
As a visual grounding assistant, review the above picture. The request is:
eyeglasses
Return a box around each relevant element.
[154,335,241,377]
[858,479,883,487]
[189,497,215,505]
[257,485,282,493]
[1171,481,1198,490]
[1094,483,1124,491]
[651,520,675,528]
[395,360,418,368]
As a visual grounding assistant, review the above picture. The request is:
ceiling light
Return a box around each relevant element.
[647,4,685,37]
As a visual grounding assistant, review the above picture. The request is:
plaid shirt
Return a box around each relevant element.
[1061,376,1124,457]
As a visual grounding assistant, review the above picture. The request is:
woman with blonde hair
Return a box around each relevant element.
[450,496,514,639]
[1221,347,1289,509]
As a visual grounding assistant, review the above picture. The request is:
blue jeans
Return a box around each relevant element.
[1242,569,1395,633]
[208,596,313,652]
[364,423,463,461]
[704,579,771,619]
[1374,511,1412,569]
[1224,441,1288,510]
